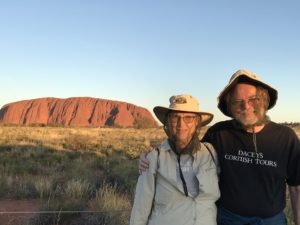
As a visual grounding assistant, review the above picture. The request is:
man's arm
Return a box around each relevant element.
[289,185,300,225]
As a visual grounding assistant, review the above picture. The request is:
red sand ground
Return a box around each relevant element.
[0,199,98,225]
[0,199,40,225]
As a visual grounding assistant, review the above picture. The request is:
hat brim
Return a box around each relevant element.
[153,106,214,127]
[217,75,278,117]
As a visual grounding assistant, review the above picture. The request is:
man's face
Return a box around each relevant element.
[228,83,266,127]
[168,112,198,148]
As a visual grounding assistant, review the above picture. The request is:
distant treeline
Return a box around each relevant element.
[0,117,159,129]
[279,122,300,127]
[1,121,299,128]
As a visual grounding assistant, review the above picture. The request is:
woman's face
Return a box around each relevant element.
[168,112,198,148]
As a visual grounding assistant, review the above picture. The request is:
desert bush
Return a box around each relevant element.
[91,180,131,225]
[0,174,39,199]
[285,200,295,225]
[15,181,38,199]
[110,123,124,128]
[0,171,12,198]
[34,178,52,199]
[133,117,159,129]
[64,179,93,200]
[126,147,142,159]
[27,198,87,225]
[47,122,64,127]
[64,134,93,151]
[125,142,151,159]
[28,123,46,127]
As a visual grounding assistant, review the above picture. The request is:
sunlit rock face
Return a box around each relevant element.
[0,97,155,127]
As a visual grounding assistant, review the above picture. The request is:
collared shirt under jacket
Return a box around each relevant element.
[130,139,220,225]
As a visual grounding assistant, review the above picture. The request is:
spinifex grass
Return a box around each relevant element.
[90,180,132,224]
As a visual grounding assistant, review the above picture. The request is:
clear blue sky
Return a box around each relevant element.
[1,1,299,125]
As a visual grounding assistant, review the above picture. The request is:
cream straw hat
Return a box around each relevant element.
[153,94,214,126]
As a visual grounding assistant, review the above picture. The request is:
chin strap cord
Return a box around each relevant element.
[176,155,188,197]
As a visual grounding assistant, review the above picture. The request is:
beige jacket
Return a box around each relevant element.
[130,139,220,225]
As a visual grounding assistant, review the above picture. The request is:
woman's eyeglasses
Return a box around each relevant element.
[169,115,196,123]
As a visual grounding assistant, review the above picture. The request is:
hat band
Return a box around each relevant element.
[169,103,199,112]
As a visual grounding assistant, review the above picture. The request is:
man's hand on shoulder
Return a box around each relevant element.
[138,147,154,175]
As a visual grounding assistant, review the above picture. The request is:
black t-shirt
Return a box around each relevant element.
[201,120,300,218]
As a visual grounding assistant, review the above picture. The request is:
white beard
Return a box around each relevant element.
[234,108,266,128]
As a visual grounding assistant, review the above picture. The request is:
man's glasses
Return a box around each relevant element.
[231,97,260,108]
[169,115,196,123]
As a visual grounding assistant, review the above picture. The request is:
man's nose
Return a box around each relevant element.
[241,100,251,109]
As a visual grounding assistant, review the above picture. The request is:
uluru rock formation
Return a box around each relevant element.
[0,97,156,127]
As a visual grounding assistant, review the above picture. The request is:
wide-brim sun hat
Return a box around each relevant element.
[217,69,278,117]
[153,94,214,127]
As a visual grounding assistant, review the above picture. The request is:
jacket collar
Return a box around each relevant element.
[159,139,172,152]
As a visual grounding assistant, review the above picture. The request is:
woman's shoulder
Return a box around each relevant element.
[147,148,159,161]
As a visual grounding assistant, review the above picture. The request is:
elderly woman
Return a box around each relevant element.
[130,94,220,225]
